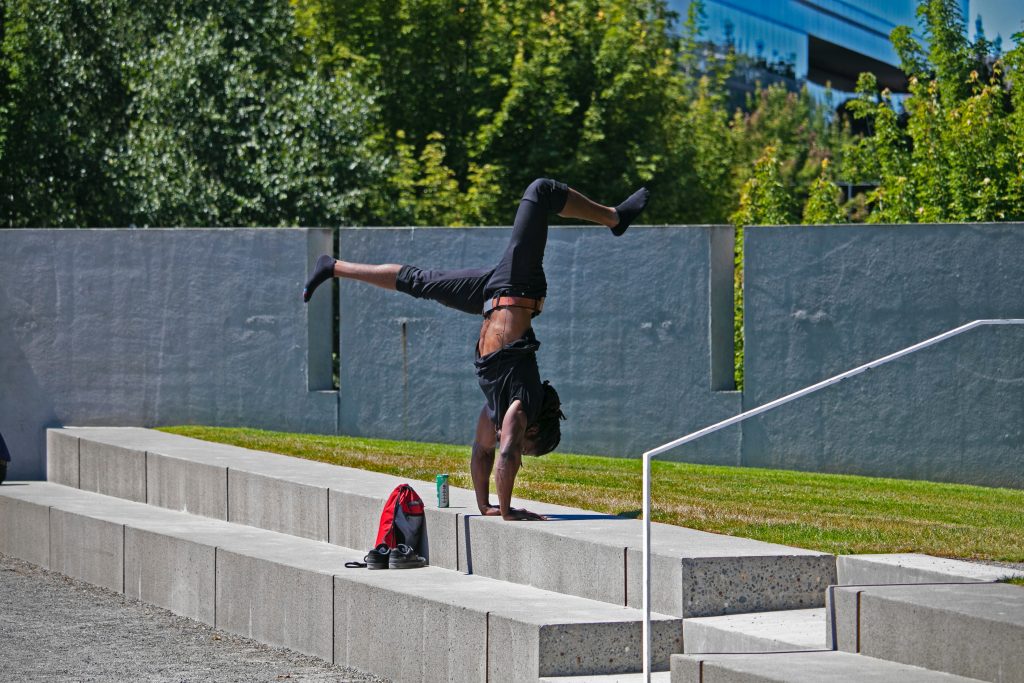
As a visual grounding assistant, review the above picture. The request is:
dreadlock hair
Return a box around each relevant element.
[533,380,567,456]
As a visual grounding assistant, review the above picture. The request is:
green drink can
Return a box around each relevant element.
[436,474,450,508]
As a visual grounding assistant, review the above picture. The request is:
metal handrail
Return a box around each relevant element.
[640,318,1024,679]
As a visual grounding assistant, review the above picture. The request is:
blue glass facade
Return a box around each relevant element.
[672,0,971,96]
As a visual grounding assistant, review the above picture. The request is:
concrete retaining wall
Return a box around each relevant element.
[0,228,336,480]
[3,223,1022,487]
[742,223,1024,488]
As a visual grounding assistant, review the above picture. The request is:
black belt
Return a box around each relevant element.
[482,295,544,317]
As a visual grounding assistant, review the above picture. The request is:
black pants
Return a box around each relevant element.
[395,178,569,315]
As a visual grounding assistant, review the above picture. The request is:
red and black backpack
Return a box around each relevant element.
[375,484,427,557]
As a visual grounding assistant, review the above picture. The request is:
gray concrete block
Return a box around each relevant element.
[46,429,79,487]
[48,508,124,592]
[838,553,1024,584]
[124,527,216,624]
[215,548,334,661]
[826,586,860,652]
[79,438,146,503]
[489,613,680,680]
[0,495,50,567]
[671,651,987,682]
[628,549,835,618]
[683,608,826,654]
[146,452,227,520]
[334,556,681,682]
[336,576,488,683]
[4,481,687,681]
[855,583,1024,682]
[460,513,627,604]
[227,469,328,542]
[541,674,671,683]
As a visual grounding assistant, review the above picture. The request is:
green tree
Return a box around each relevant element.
[294,0,739,226]
[115,9,383,227]
[1,0,386,228]
[842,0,1023,223]
[0,0,143,226]
[802,158,846,224]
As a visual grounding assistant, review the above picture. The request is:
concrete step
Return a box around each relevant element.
[838,553,1024,585]
[672,651,986,682]
[47,427,836,617]
[829,582,1024,683]
[541,673,671,682]
[0,481,683,682]
[682,608,826,653]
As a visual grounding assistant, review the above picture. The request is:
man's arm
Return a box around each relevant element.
[470,404,497,515]
[496,401,546,521]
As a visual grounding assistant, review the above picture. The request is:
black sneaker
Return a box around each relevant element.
[365,543,391,570]
[388,544,426,569]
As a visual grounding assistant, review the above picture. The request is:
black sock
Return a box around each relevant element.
[303,254,336,302]
[611,187,650,236]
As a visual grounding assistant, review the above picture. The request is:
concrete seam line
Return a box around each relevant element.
[214,547,219,628]
[484,610,490,683]
[618,544,626,610]
[121,524,126,595]
[75,436,81,488]
[827,585,838,650]
[47,505,54,570]
[330,571,335,664]
[856,590,863,653]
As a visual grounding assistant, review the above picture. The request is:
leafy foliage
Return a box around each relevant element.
[3,0,1021,229]
[842,0,1024,223]
[1,0,385,227]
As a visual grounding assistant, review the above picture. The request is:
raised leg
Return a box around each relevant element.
[559,186,650,236]
[303,256,401,302]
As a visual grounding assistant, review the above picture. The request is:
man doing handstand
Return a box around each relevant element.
[303,179,649,520]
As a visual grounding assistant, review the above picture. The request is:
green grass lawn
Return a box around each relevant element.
[160,426,1024,563]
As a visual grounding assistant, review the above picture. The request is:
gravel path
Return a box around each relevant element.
[0,553,389,683]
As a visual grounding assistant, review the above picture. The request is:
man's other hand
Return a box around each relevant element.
[501,507,548,521]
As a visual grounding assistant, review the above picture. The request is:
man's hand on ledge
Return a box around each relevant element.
[501,507,548,521]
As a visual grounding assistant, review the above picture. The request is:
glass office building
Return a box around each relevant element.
[670,0,971,99]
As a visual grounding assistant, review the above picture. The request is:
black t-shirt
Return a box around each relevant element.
[474,327,544,428]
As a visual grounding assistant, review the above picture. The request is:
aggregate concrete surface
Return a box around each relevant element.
[0,553,389,683]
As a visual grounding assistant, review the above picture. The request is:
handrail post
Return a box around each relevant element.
[642,448,652,682]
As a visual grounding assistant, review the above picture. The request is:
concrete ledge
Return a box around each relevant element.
[0,493,51,567]
[541,674,671,683]
[671,651,986,682]
[52,427,837,617]
[124,527,216,623]
[49,507,124,592]
[460,511,628,605]
[626,533,836,617]
[46,430,79,487]
[838,553,1024,584]
[1,481,684,680]
[216,547,335,660]
[832,583,1024,682]
[79,438,146,503]
[146,453,227,520]
[683,608,826,653]
[227,469,328,542]
[336,575,488,682]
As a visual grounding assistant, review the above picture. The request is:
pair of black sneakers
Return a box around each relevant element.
[348,543,426,570]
